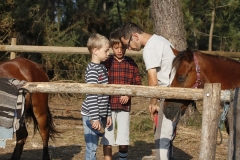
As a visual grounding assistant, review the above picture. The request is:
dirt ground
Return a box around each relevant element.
[0,96,228,160]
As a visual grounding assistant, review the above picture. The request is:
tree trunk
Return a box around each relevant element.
[150,0,187,51]
[116,0,122,25]
[208,8,215,51]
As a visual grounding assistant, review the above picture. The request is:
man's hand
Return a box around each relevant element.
[148,104,159,121]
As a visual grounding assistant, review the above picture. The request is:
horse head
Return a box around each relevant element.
[163,48,197,122]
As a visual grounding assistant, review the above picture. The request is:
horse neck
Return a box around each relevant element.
[196,53,240,89]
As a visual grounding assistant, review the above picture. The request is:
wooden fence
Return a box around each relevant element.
[1,41,239,159]
[1,44,240,58]
[23,82,231,100]
[22,82,233,160]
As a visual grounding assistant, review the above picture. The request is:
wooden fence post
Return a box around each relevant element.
[199,83,221,160]
[10,38,16,59]
[228,87,240,159]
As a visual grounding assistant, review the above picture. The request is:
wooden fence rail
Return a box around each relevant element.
[22,82,230,160]
[1,44,240,57]
[0,45,141,55]
[22,82,231,101]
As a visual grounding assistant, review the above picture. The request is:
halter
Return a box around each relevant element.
[191,53,202,88]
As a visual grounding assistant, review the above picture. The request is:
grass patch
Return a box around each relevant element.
[130,115,155,142]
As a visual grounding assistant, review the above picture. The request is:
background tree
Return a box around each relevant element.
[207,0,239,51]
[1,0,240,82]
[150,0,187,51]
[181,0,240,51]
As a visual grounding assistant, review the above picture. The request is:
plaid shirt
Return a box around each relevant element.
[103,55,142,111]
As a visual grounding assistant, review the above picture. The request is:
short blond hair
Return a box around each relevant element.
[87,33,110,54]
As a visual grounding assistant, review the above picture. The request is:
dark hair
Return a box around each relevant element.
[120,22,144,39]
[109,28,121,47]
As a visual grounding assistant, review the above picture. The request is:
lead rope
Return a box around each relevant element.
[217,92,230,145]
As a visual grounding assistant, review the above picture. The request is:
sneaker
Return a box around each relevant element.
[86,120,105,137]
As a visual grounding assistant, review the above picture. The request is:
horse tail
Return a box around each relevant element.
[25,102,39,136]
[25,94,59,140]
[45,104,59,140]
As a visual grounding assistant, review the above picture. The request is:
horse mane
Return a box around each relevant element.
[172,50,186,68]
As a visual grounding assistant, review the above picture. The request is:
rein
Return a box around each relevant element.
[192,53,202,88]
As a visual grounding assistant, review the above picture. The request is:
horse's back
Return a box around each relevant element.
[196,51,240,89]
[173,50,240,90]
[0,58,49,82]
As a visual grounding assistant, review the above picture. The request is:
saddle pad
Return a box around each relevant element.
[0,78,18,128]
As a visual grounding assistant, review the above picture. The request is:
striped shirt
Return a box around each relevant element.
[103,55,142,111]
[81,62,111,120]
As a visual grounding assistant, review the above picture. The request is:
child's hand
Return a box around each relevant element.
[91,120,101,130]
[106,116,112,128]
[119,96,130,104]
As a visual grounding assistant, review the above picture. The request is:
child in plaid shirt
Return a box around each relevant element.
[101,28,142,160]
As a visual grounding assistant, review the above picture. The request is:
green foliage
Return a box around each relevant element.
[181,0,240,51]
[123,0,153,33]
[1,0,240,81]
[44,53,91,82]
[42,16,80,47]
[0,0,14,44]
[108,1,126,25]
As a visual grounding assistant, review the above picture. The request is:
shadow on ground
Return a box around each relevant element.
[112,140,192,160]
[1,145,81,160]
[173,146,193,160]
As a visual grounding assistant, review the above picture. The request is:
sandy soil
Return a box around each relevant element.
[0,96,228,160]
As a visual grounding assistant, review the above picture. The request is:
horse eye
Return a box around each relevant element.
[178,76,186,82]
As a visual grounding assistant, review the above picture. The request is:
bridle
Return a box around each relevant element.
[191,53,226,145]
[191,53,202,88]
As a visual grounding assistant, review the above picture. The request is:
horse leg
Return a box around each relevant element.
[32,93,51,160]
[11,125,28,160]
[37,113,51,160]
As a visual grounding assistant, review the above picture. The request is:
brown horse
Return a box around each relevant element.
[163,48,240,125]
[0,57,57,160]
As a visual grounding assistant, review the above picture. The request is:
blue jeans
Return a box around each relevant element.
[82,115,106,160]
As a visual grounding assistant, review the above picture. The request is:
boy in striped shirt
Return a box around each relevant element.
[81,33,112,160]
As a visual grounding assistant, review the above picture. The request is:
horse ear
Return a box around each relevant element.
[171,46,179,56]
[184,48,194,62]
